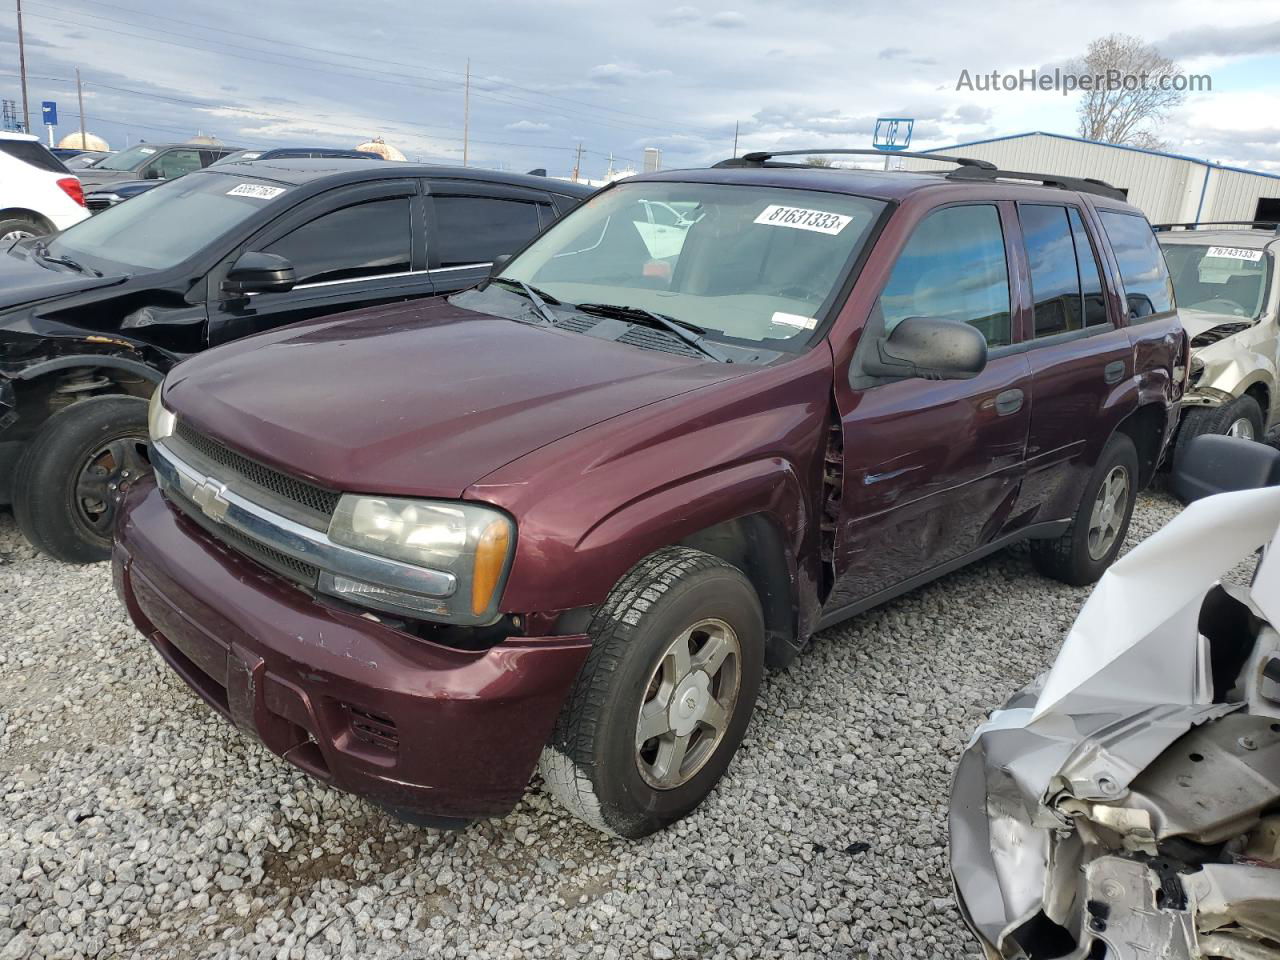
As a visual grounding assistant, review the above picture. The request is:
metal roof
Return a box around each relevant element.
[922,131,1280,183]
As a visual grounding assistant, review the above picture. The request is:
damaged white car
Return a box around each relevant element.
[952,434,1280,960]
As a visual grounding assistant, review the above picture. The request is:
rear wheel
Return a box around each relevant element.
[13,395,151,563]
[539,547,764,838]
[1173,395,1266,471]
[1031,433,1139,586]
[0,216,42,242]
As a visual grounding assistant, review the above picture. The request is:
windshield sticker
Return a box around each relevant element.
[139,147,156,154]
[1206,245,1263,262]
[771,311,817,330]
[227,183,286,200]
[754,204,853,235]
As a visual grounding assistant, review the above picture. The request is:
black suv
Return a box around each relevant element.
[79,143,243,200]
[0,159,593,562]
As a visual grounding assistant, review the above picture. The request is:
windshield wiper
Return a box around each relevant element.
[489,276,560,324]
[33,241,102,277]
[574,303,732,363]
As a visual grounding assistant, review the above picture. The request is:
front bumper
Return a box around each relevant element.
[113,478,591,821]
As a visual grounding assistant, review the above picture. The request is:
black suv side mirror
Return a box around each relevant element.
[1173,434,1280,503]
[861,316,988,381]
[489,254,512,278]
[222,252,296,296]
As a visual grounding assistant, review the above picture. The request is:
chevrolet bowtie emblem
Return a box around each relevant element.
[191,478,231,523]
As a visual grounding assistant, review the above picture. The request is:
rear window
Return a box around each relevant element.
[1099,210,1174,320]
[0,139,68,173]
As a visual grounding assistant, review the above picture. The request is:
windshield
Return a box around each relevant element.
[93,144,162,172]
[1161,242,1271,319]
[49,173,289,272]
[499,181,885,347]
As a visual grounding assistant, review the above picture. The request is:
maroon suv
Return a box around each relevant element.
[114,149,1187,838]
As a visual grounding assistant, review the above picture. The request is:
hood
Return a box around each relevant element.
[77,168,142,189]
[85,179,158,200]
[1181,307,1255,347]
[0,242,127,313]
[165,298,748,499]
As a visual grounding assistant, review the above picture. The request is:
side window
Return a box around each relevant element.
[150,149,203,180]
[1021,204,1083,337]
[879,204,1012,347]
[1068,208,1109,327]
[1099,210,1175,320]
[263,198,411,285]
[432,196,541,268]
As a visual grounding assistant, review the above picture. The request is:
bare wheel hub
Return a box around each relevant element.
[635,618,741,790]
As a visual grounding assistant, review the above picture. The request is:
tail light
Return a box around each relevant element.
[57,177,85,207]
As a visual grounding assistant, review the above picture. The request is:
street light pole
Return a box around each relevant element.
[76,67,85,148]
[16,0,30,133]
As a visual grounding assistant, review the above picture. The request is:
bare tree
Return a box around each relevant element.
[804,155,834,167]
[1074,34,1186,149]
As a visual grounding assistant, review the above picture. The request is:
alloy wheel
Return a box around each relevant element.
[1227,417,1256,440]
[1087,465,1130,561]
[635,618,741,790]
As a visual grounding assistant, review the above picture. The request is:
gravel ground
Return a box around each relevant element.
[0,493,1183,960]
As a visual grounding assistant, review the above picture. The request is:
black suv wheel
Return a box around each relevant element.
[13,395,151,563]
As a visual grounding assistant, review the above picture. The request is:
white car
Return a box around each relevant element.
[0,132,90,241]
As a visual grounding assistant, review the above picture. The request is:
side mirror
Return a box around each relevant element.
[1172,434,1280,503]
[861,316,988,381]
[222,252,296,296]
[489,254,512,278]
[143,166,163,180]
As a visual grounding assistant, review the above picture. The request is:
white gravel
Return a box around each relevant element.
[0,493,1183,960]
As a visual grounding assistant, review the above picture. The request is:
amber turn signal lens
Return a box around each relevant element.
[471,519,511,616]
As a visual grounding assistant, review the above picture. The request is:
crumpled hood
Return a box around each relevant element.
[165,298,747,499]
[1181,307,1255,347]
[0,242,126,313]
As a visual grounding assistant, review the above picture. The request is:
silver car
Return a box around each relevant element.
[1159,225,1280,463]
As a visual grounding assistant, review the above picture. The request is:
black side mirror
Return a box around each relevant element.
[489,254,512,278]
[1173,434,1280,503]
[143,166,163,180]
[222,252,296,296]
[861,316,988,381]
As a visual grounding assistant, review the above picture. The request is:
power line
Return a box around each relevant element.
[20,5,705,141]
[48,0,714,136]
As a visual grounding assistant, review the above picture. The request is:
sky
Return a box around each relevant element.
[2,0,1279,178]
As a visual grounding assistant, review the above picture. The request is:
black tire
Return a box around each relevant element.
[1031,433,1139,587]
[12,395,151,563]
[539,547,765,838]
[0,216,43,242]
[1172,395,1266,472]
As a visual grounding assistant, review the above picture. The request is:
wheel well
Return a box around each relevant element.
[1115,403,1167,488]
[0,208,55,232]
[8,366,155,444]
[679,513,797,667]
[1244,382,1270,421]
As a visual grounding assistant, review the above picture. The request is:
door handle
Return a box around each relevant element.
[994,388,1024,416]
[1104,360,1126,385]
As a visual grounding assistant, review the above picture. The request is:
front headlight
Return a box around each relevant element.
[325,495,514,624]
[148,388,176,442]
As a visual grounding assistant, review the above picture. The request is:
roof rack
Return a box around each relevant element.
[944,164,1127,201]
[714,148,997,170]
[714,147,1128,201]
[1153,220,1280,234]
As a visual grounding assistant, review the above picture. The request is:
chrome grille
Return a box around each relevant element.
[173,421,340,522]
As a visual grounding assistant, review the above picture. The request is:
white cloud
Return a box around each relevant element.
[708,10,747,28]
[505,119,551,131]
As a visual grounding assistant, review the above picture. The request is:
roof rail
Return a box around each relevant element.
[944,164,1127,202]
[713,148,997,170]
[1153,220,1280,234]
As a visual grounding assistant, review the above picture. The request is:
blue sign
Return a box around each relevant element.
[41,101,57,126]
[873,117,913,152]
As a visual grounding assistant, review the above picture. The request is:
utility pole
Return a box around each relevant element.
[462,57,470,167]
[16,0,30,133]
[76,67,85,149]
[732,120,739,158]
[572,142,583,183]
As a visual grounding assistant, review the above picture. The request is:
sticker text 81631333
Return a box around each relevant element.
[754,204,853,236]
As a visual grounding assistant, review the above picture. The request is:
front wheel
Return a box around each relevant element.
[1173,395,1266,472]
[539,547,764,838]
[1031,433,1139,586]
[12,395,151,563]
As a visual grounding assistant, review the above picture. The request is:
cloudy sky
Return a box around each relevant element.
[2,0,1278,177]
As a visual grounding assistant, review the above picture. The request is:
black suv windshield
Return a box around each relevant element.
[92,144,163,172]
[49,173,290,272]
[499,181,885,347]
